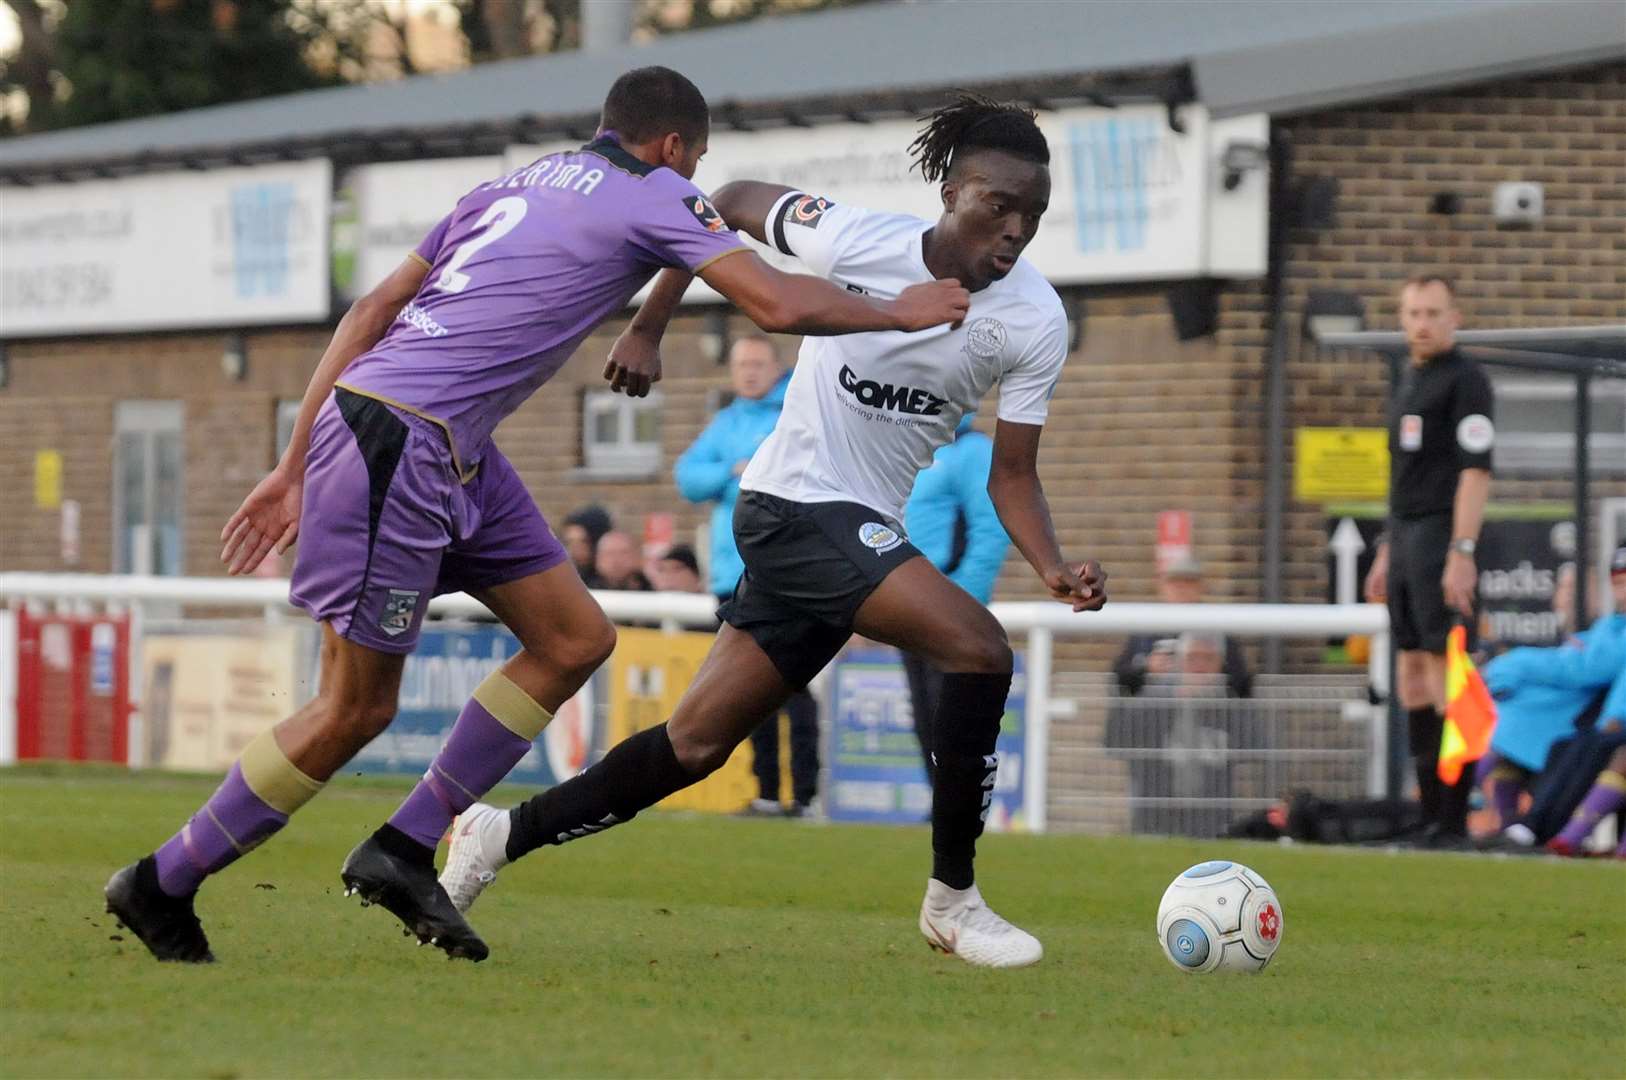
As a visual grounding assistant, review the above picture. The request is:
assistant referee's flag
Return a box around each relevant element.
[1439,624,1496,784]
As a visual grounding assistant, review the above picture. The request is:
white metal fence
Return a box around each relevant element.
[1048,671,1376,836]
[0,572,1390,834]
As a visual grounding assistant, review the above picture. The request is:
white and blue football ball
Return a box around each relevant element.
[1156,860,1283,973]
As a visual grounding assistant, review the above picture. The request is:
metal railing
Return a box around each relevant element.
[1047,671,1374,836]
[0,572,1390,831]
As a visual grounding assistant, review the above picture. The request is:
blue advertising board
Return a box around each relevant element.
[826,648,1028,829]
[349,622,593,787]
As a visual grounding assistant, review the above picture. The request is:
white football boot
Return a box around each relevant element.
[439,802,511,914]
[918,879,1044,968]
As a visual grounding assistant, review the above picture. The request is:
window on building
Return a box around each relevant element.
[114,401,184,576]
[275,399,301,462]
[1491,376,1625,475]
[580,388,663,476]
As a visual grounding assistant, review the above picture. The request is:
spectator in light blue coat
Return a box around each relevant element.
[900,412,1011,780]
[674,334,789,600]
[1474,545,1626,831]
[674,334,817,815]
[1479,548,1626,850]
[1484,586,1626,773]
[1602,660,1626,728]
[906,413,1010,606]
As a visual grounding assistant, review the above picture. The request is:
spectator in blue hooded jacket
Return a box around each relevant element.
[675,334,818,815]
[1475,544,1626,833]
[675,334,788,599]
[900,412,1011,779]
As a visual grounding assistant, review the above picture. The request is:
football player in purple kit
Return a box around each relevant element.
[103,66,970,964]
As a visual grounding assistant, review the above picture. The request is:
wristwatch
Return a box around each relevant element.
[1450,538,1477,557]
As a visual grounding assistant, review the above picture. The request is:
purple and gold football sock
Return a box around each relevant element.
[1480,755,1525,826]
[152,729,323,898]
[387,670,552,853]
[1552,769,1626,850]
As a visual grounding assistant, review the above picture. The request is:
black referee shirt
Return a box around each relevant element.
[1388,347,1494,520]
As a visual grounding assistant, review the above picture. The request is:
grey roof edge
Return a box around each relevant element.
[2,0,1618,179]
[0,66,1194,182]
[1207,45,1626,120]
[1199,0,1626,118]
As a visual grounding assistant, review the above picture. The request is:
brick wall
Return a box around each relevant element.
[0,304,1222,557]
[0,294,1239,681]
[1212,60,1625,622]
[2,330,315,576]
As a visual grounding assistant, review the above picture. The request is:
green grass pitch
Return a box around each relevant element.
[2,766,1622,1078]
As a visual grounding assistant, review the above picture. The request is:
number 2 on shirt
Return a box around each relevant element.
[436,196,528,294]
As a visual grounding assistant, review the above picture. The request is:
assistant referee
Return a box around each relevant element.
[1363,274,1493,848]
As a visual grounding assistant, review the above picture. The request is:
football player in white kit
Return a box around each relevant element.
[442,96,1106,968]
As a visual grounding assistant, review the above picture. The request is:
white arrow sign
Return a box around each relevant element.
[1330,517,1368,605]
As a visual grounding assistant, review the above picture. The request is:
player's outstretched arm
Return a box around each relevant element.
[710,181,798,246]
[987,419,1107,612]
[707,180,968,335]
[604,268,691,397]
[219,256,428,575]
[699,251,968,336]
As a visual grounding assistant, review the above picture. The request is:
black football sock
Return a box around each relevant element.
[1408,706,1445,825]
[930,671,1012,890]
[506,723,696,861]
[1438,767,1474,836]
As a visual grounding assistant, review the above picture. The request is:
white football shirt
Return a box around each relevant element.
[740,191,1069,524]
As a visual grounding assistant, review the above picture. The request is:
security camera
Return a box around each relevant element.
[1493,182,1543,226]
[1220,141,1269,192]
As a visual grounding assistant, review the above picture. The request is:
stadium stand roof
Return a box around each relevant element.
[1319,327,1626,379]
[1,0,1621,182]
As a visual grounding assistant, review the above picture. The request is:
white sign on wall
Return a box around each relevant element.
[0,160,331,337]
[505,105,1265,304]
[333,155,502,301]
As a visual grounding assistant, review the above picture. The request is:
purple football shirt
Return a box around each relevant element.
[338,134,746,476]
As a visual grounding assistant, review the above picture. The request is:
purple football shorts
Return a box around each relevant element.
[288,388,566,653]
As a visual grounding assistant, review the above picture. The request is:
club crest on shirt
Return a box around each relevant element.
[858,522,905,554]
[684,195,728,233]
[1399,414,1423,452]
[380,589,421,637]
[786,194,835,229]
[964,317,1007,360]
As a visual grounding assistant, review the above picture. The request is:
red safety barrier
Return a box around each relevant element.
[14,608,131,764]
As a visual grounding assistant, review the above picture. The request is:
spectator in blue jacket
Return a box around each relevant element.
[1543,665,1626,858]
[675,334,818,815]
[1476,544,1626,833]
[900,412,1011,779]
[675,333,788,597]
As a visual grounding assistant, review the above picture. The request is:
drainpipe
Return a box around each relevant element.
[1261,129,1294,675]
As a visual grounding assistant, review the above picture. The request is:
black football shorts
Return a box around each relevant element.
[717,491,922,687]
[1386,512,1457,653]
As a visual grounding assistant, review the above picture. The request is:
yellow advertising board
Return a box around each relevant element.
[607,627,759,814]
[1294,427,1389,503]
[34,449,62,510]
[141,629,304,770]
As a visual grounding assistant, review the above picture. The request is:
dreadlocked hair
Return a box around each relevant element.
[908,93,1050,184]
